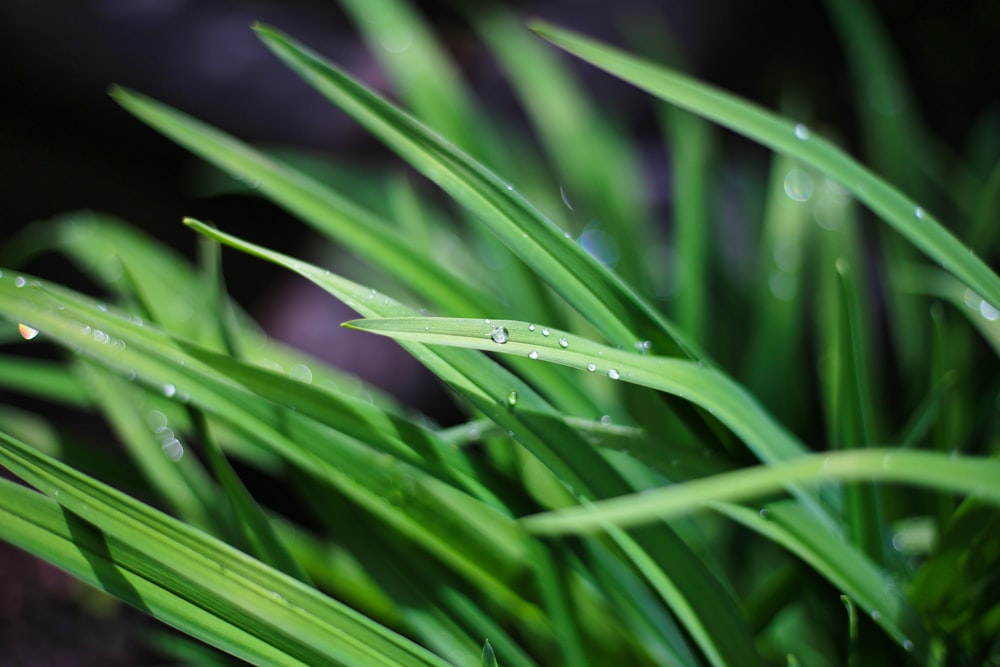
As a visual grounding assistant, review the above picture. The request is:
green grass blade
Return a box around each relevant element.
[529,22,1000,312]
[109,87,491,318]
[517,449,999,535]
[342,316,808,468]
[0,435,455,667]
[252,23,700,360]
[75,361,220,533]
[187,221,767,667]
[0,355,91,408]
[0,269,537,619]
[474,9,650,287]
[719,501,928,660]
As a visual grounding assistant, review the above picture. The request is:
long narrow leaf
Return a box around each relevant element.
[529,22,1000,312]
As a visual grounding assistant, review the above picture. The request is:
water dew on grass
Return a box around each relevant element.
[793,123,810,140]
[783,169,814,202]
[490,326,510,344]
[587,363,597,372]
[914,206,925,220]
[17,324,39,340]
[541,328,550,337]
[607,369,620,380]
[163,384,177,398]
[529,350,539,360]
[289,364,313,383]
[506,391,518,407]
[14,276,26,287]
[527,323,535,331]
[558,337,569,348]
[979,301,999,321]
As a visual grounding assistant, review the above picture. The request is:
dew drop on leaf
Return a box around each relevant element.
[490,326,510,344]
[541,328,550,337]
[793,123,810,140]
[558,337,569,348]
[607,369,620,380]
[17,324,39,340]
[507,391,518,407]
[587,363,596,372]
[528,350,539,360]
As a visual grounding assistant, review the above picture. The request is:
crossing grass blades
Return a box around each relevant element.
[2,2,999,665]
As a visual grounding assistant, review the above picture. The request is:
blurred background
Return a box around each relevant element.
[1,0,997,664]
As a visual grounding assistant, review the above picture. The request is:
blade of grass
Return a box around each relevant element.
[0,269,539,619]
[186,221,766,667]
[529,22,1000,312]
[342,316,810,468]
[719,501,928,661]
[473,9,650,287]
[252,23,701,361]
[517,449,1000,534]
[109,87,491,319]
[0,436,456,667]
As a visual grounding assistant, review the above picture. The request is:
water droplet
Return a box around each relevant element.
[793,123,810,140]
[963,288,980,309]
[506,391,518,407]
[759,508,770,518]
[783,169,814,202]
[527,323,535,331]
[14,276,26,288]
[528,350,539,360]
[607,369,620,380]
[505,184,514,191]
[871,610,881,621]
[902,639,914,652]
[979,300,999,321]
[162,438,184,461]
[559,183,575,210]
[586,363,596,372]
[541,328,550,337]
[17,324,39,340]
[484,318,491,325]
[97,302,108,312]
[379,23,413,53]
[636,340,652,352]
[490,326,510,344]
[600,415,612,425]
[914,206,925,220]
[289,364,313,384]
[147,410,168,431]
[163,384,177,398]
[558,337,569,348]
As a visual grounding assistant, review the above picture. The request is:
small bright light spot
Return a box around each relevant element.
[18,324,39,340]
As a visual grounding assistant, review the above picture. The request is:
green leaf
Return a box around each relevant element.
[252,23,701,361]
[0,435,453,667]
[109,88,489,319]
[185,221,766,667]
[481,638,498,667]
[342,316,809,469]
[529,22,1000,313]
[517,450,1000,535]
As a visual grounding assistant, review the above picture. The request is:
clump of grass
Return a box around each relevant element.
[2,2,999,665]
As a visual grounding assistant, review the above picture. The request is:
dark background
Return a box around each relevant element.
[1,1,997,664]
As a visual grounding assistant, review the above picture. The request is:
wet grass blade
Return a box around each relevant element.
[342,316,809,468]
[0,436,454,667]
[529,22,1000,312]
[474,9,651,287]
[0,269,538,620]
[252,23,700,360]
[187,221,767,667]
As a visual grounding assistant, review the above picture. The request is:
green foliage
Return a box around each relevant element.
[2,3,999,666]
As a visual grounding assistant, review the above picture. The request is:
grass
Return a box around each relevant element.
[2,2,999,665]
